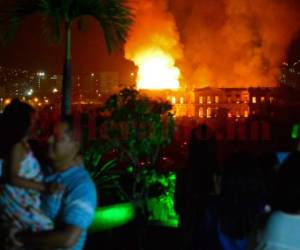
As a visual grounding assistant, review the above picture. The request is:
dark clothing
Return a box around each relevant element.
[175,125,218,250]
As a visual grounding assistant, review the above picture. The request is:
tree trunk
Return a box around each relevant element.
[61,22,72,116]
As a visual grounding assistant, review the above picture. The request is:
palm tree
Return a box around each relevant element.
[1,0,133,115]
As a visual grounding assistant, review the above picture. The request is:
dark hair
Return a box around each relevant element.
[0,99,34,156]
[219,151,264,239]
[275,152,300,213]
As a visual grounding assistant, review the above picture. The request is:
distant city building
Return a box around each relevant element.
[100,71,119,95]
[49,74,62,92]
[144,87,300,120]
[280,60,300,88]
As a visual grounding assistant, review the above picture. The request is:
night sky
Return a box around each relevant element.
[0,15,135,74]
[0,6,299,76]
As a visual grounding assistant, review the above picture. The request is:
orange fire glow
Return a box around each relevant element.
[125,0,182,90]
[135,49,180,90]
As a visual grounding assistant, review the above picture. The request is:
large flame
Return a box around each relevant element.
[125,0,183,90]
[135,49,180,90]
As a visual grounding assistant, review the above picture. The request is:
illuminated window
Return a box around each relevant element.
[236,111,240,118]
[180,97,184,104]
[261,96,265,102]
[252,97,257,104]
[244,110,249,118]
[215,96,219,104]
[199,96,203,104]
[171,97,176,104]
[207,108,212,118]
[228,112,232,118]
[207,96,212,104]
[199,107,204,118]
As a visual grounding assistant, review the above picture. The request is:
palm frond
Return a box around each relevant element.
[0,0,133,52]
[42,14,62,44]
[70,0,133,53]
[76,16,90,32]
[39,0,64,44]
[0,0,42,44]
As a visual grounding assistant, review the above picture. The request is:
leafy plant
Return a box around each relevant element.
[84,142,129,203]
[98,88,175,201]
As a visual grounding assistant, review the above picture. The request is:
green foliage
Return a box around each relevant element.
[146,172,179,227]
[0,0,133,51]
[85,88,175,206]
[85,142,116,187]
[84,141,130,202]
[100,87,175,170]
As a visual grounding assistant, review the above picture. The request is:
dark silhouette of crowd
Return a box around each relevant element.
[175,123,300,250]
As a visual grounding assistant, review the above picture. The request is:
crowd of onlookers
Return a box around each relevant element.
[175,123,300,250]
[2,98,300,250]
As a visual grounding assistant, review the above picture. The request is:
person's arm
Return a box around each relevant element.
[6,143,46,192]
[17,224,82,249]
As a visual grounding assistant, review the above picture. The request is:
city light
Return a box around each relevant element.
[26,89,33,96]
[37,71,45,77]
[4,99,11,105]
[52,88,58,93]
[34,97,39,103]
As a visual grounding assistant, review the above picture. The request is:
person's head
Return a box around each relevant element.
[275,152,300,214]
[0,99,35,155]
[48,115,80,170]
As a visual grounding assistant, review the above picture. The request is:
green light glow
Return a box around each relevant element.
[146,172,179,228]
[150,219,179,228]
[168,173,176,181]
[291,124,300,139]
[89,203,135,233]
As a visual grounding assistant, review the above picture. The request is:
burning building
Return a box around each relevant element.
[123,0,300,121]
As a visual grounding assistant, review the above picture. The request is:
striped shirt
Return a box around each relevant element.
[43,165,97,250]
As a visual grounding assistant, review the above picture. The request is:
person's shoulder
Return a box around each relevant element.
[11,142,27,155]
[73,166,94,184]
[266,211,300,229]
[9,142,31,163]
[69,166,96,193]
[262,211,300,248]
[64,166,97,208]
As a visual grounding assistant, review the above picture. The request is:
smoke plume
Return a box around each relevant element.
[171,0,300,87]
[125,0,300,88]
